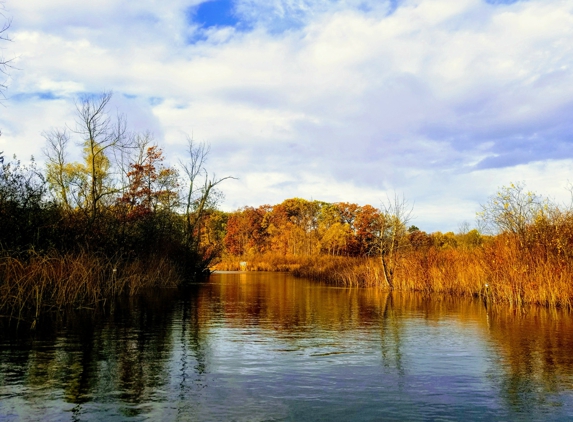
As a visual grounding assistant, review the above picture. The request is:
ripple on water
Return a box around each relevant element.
[1,274,573,421]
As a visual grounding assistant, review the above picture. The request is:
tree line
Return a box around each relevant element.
[216,197,481,285]
[0,93,230,308]
[2,90,573,316]
[216,184,573,308]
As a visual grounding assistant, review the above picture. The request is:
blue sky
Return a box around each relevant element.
[192,0,241,29]
[1,0,573,232]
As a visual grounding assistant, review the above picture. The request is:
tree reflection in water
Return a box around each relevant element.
[0,273,572,420]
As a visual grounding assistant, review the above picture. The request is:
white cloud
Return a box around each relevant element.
[1,0,573,231]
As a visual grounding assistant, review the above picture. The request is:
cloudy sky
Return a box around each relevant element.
[1,0,572,232]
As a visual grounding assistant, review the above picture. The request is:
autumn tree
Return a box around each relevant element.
[353,204,380,256]
[43,92,131,224]
[317,203,344,255]
[320,221,353,256]
[430,231,458,249]
[456,229,482,250]
[373,194,413,289]
[408,229,432,251]
[223,211,245,256]
[478,182,546,249]
[316,202,361,256]
[284,198,323,255]
[221,199,390,259]
[224,206,268,256]
[263,204,290,255]
[118,139,179,219]
[199,209,228,263]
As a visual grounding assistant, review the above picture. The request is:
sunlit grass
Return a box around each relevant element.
[220,239,573,309]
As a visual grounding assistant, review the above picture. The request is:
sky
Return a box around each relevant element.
[1,0,573,232]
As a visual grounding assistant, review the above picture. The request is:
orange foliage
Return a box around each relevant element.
[218,196,573,309]
[222,198,382,258]
[117,146,179,221]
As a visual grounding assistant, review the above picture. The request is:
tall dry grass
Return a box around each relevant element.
[290,238,573,309]
[206,231,573,309]
[214,253,312,272]
[0,250,181,325]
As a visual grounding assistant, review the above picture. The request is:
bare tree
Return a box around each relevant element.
[0,5,13,99]
[373,194,413,289]
[0,6,13,144]
[179,137,235,267]
[43,127,91,211]
[180,137,209,232]
[42,92,133,221]
[113,130,154,198]
[74,92,130,223]
[43,128,72,208]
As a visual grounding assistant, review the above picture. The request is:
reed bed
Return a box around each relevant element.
[290,242,573,309]
[215,253,311,272]
[0,250,181,324]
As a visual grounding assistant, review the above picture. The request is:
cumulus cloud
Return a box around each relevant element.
[1,0,572,231]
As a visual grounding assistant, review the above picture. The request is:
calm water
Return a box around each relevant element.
[1,272,573,421]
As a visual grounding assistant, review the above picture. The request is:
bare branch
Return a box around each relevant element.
[0,10,14,99]
[373,193,413,289]
[71,92,133,222]
[477,182,544,237]
[42,128,71,208]
[179,136,236,255]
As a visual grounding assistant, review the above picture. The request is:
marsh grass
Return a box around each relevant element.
[215,253,310,272]
[223,238,573,309]
[0,250,181,325]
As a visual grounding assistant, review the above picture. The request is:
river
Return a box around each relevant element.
[1,271,573,421]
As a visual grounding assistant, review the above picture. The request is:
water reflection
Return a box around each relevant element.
[484,306,573,414]
[0,272,572,420]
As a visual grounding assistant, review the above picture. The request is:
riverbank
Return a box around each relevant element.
[3,272,572,421]
[0,250,182,325]
[0,129,223,324]
[215,238,573,309]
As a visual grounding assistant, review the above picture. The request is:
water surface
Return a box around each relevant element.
[1,272,573,421]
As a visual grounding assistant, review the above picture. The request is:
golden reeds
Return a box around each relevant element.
[240,239,573,309]
[0,250,181,323]
[215,253,310,272]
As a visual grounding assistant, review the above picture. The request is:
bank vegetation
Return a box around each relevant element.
[0,92,230,323]
[3,94,572,321]
[216,185,573,309]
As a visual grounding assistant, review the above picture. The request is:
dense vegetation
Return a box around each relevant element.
[0,93,229,323]
[216,186,573,309]
[2,94,573,324]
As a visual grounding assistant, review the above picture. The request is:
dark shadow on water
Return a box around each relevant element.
[1,274,573,420]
